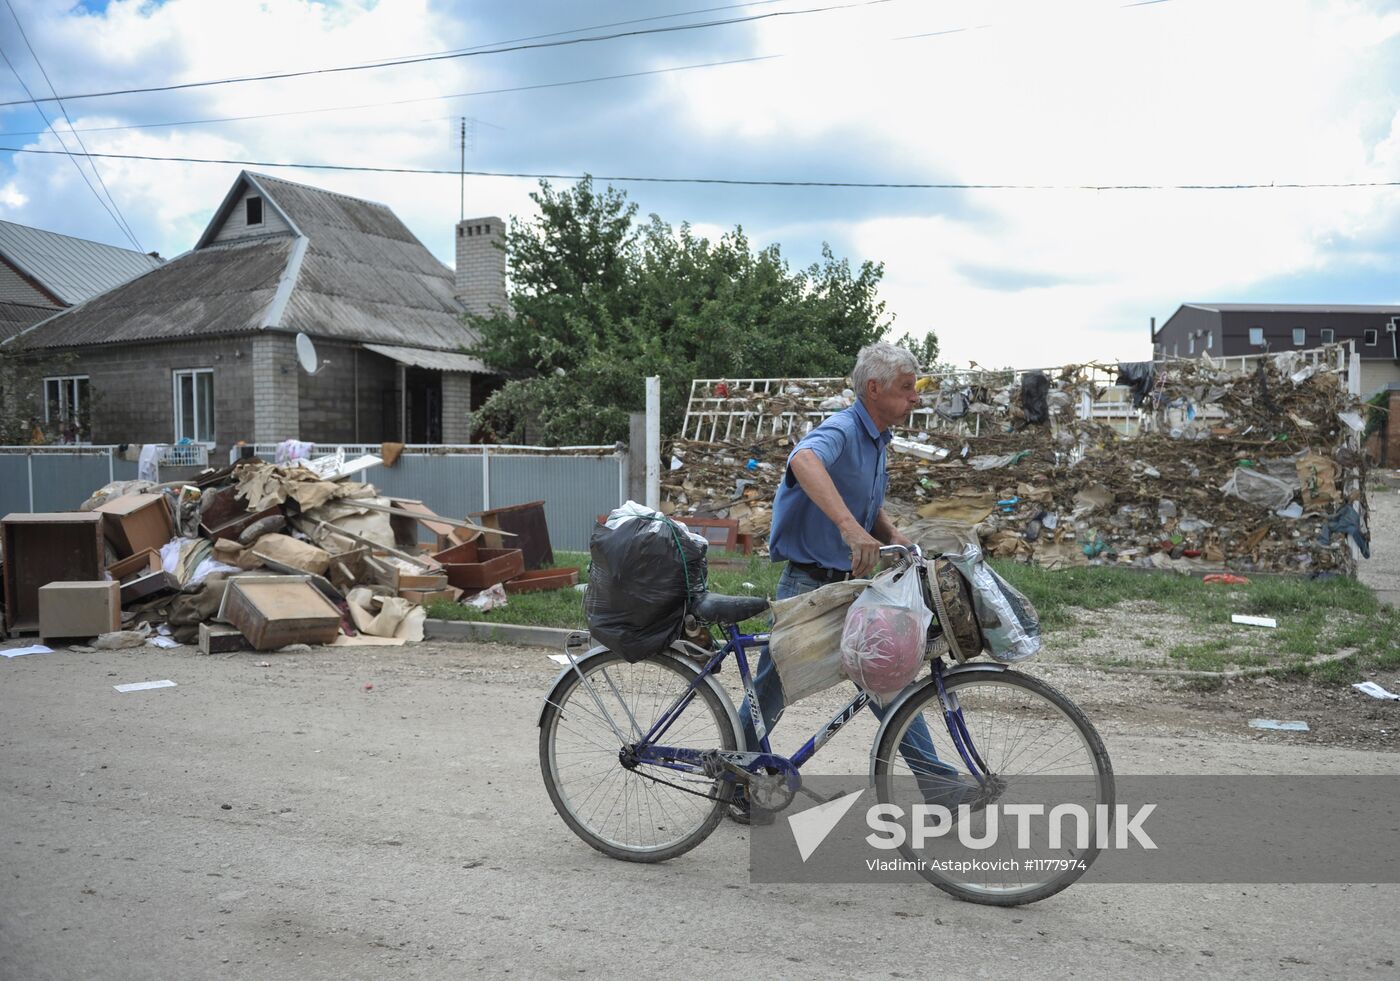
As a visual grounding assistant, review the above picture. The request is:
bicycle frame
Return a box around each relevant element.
[630,618,993,790]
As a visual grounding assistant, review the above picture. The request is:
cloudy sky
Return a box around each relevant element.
[2,0,1399,368]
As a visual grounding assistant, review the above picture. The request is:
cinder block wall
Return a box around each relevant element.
[441,372,473,443]
[251,333,299,444]
[297,342,399,444]
[34,337,255,460]
[454,217,507,317]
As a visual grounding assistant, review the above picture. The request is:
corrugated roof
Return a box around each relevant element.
[0,220,162,306]
[363,343,490,373]
[0,301,57,342]
[1187,302,1400,315]
[6,237,293,349]
[248,173,480,351]
[6,172,488,359]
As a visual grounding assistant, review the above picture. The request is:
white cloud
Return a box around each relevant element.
[660,0,1400,366]
[2,0,1399,372]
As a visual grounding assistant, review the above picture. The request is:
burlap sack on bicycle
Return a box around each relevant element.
[585,508,708,663]
[930,557,985,662]
[768,579,868,703]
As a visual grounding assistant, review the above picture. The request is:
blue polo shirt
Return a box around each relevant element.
[768,400,891,571]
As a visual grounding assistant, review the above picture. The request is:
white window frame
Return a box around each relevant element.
[1206,331,1213,350]
[1292,327,1306,347]
[1248,327,1265,346]
[1320,328,1334,344]
[42,374,90,443]
[1187,334,1195,354]
[172,368,216,445]
[1364,328,1378,346]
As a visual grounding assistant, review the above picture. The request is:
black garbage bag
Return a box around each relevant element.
[585,509,709,662]
[1019,371,1050,426]
[1115,361,1157,408]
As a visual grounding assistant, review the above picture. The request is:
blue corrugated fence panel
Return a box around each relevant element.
[368,456,485,545]
[31,454,114,511]
[487,455,621,553]
[0,457,31,515]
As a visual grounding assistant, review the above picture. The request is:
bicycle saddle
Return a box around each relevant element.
[690,591,769,625]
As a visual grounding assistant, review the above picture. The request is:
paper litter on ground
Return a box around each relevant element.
[114,680,178,693]
[547,654,572,665]
[146,636,180,649]
[1248,718,1309,731]
[1353,681,1400,701]
[2,645,53,658]
[1232,614,1278,628]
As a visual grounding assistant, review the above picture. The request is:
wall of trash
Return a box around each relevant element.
[665,349,1371,576]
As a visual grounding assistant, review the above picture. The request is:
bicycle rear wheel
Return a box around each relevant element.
[872,668,1113,906]
[540,649,738,863]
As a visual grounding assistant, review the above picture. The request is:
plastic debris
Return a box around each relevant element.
[1248,719,1309,732]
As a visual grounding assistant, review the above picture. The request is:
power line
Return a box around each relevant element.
[4,146,1394,192]
[0,0,898,108]
[2,0,143,252]
[0,52,144,251]
[0,0,1179,142]
[0,55,779,139]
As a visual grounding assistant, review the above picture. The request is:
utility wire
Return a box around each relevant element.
[0,51,144,250]
[2,0,143,252]
[0,0,897,107]
[3,146,1392,192]
[0,55,778,139]
[0,0,1178,141]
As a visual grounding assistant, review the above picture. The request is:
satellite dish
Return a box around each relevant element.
[295,333,321,375]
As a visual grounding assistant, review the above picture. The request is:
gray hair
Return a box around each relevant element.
[852,342,919,395]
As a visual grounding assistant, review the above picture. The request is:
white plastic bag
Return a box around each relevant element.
[839,564,932,705]
[947,542,1041,663]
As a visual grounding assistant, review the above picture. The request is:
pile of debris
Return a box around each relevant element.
[665,351,1371,576]
[0,451,577,651]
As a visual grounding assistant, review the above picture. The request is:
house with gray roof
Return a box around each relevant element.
[1153,302,1400,398]
[4,172,503,455]
[0,218,162,342]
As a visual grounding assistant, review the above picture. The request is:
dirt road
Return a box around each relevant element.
[3,639,1398,981]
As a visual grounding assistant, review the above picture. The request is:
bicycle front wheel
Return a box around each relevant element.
[872,668,1114,906]
[540,649,738,863]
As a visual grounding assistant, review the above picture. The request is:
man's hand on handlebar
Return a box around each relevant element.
[841,522,882,578]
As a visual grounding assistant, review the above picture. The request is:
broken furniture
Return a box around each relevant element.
[198,623,248,655]
[217,576,342,650]
[471,501,554,570]
[504,567,580,594]
[39,580,120,640]
[2,512,106,632]
[432,539,525,591]
[388,498,458,553]
[105,547,180,605]
[93,493,175,558]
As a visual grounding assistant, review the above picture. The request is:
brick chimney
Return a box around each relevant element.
[455,216,507,317]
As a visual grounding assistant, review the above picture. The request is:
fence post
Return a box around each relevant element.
[481,445,491,510]
[645,376,660,510]
[107,447,114,485]
[27,452,34,511]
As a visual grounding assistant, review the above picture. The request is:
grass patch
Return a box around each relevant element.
[426,549,783,633]
[994,561,1400,681]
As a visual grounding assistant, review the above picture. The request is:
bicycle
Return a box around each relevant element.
[538,544,1114,906]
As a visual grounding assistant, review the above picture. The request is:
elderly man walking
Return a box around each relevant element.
[732,342,960,822]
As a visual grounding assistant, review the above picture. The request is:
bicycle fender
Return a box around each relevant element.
[865,662,1010,780]
[537,646,748,752]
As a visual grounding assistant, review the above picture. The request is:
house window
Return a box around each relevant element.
[1206,332,1213,350]
[1248,327,1264,346]
[173,369,215,444]
[1292,327,1306,346]
[1365,329,1379,346]
[42,375,90,442]
[246,196,263,226]
[1188,335,1195,354]
[1320,328,1334,344]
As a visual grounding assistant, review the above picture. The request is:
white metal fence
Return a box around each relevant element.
[682,343,1361,442]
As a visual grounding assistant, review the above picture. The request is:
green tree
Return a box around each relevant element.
[466,177,910,444]
[895,330,940,370]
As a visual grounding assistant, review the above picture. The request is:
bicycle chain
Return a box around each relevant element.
[630,765,730,803]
